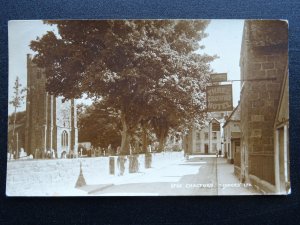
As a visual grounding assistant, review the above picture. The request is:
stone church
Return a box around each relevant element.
[24,54,78,158]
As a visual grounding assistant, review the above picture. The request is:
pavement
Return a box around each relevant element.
[80,155,258,196]
[216,157,258,195]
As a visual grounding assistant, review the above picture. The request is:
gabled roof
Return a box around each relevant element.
[209,118,220,124]
[223,103,240,128]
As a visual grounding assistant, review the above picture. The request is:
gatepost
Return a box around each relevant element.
[145,153,152,168]
[129,155,139,173]
[109,156,115,175]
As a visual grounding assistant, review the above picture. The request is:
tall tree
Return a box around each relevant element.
[30,20,215,154]
[77,101,121,148]
[9,76,26,158]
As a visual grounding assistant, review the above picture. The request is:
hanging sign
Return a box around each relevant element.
[210,73,227,83]
[206,84,233,112]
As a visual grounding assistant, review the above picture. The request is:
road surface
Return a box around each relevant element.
[92,156,224,196]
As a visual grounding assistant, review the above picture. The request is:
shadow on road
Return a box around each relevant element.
[92,157,219,196]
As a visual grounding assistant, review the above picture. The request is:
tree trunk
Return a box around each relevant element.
[184,126,193,155]
[120,113,130,155]
[141,125,148,153]
[152,117,169,153]
[157,129,166,152]
[11,108,17,160]
[183,134,189,155]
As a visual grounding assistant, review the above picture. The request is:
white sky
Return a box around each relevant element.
[8,20,244,115]
[200,19,244,108]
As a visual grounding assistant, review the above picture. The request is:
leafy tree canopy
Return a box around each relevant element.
[77,102,121,149]
[31,20,215,154]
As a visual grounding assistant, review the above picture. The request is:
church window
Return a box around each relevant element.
[61,130,68,147]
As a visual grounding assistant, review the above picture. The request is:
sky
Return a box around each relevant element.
[8,19,244,115]
[199,19,244,108]
[8,20,57,114]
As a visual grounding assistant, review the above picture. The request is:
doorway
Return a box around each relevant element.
[278,127,290,193]
[204,144,208,154]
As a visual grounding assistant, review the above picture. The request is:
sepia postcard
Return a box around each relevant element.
[6,19,289,196]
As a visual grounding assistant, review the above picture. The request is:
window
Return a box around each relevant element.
[212,132,217,140]
[212,122,220,131]
[61,130,68,147]
[196,132,200,140]
[204,132,208,140]
[234,123,239,128]
[212,143,217,151]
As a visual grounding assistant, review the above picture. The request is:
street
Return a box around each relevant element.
[91,156,257,196]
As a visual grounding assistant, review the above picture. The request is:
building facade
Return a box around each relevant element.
[239,20,288,192]
[25,54,78,158]
[223,103,241,165]
[274,68,290,193]
[187,112,227,155]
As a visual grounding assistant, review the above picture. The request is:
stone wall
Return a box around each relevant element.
[6,152,183,196]
[6,157,106,196]
[239,20,288,192]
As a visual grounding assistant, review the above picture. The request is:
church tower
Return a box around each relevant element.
[25,54,78,158]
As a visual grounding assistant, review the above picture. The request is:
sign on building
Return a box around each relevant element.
[210,73,227,83]
[206,84,233,112]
